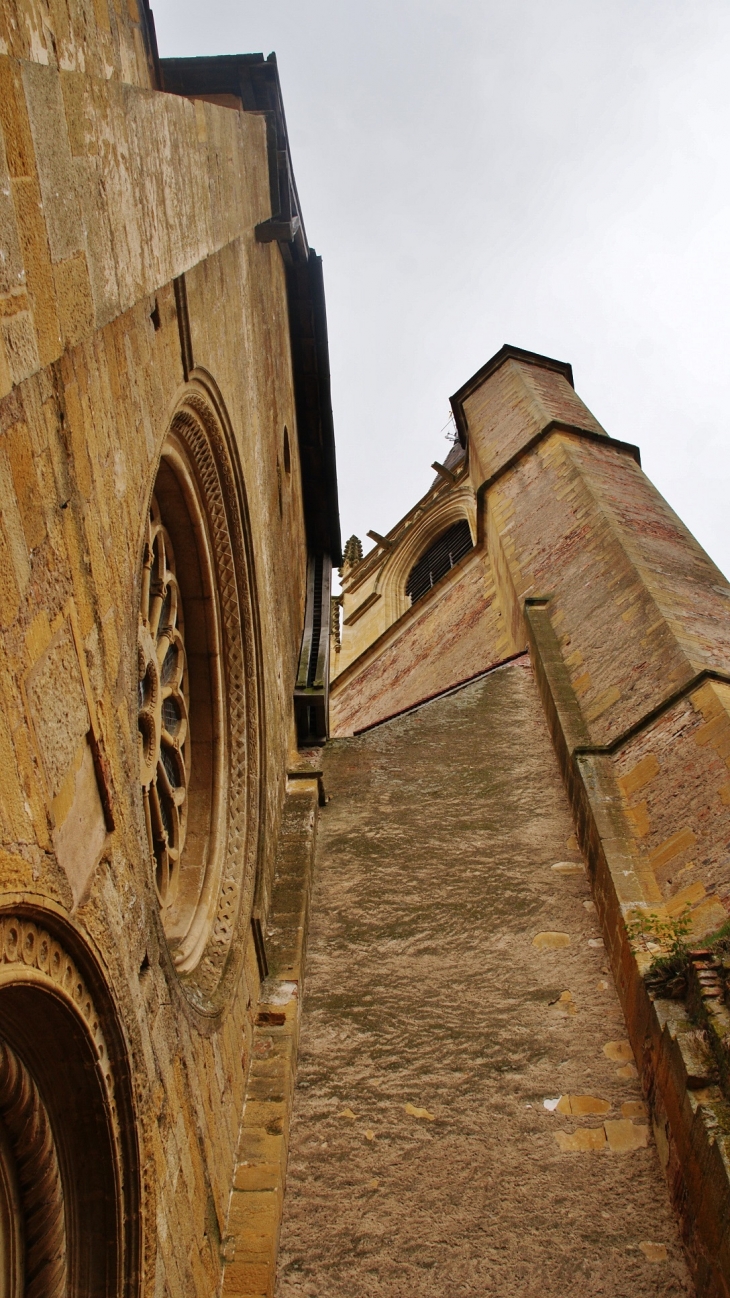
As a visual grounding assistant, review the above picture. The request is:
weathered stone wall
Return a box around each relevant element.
[0,7,313,1297]
[0,0,156,90]
[330,550,505,736]
[331,345,730,1292]
[333,477,478,678]
[611,681,730,931]
[280,662,691,1297]
[462,353,607,483]
[331,467,495,734]
[461,352,730,1293]
[462,360,730,929]
[0,47,265,399]
[485,427,730,743]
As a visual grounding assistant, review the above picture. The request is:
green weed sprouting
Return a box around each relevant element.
[706,918,730,960]
[626,906,692,1000]
[626,906,692,959]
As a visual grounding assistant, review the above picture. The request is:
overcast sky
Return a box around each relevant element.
[153,0,730,580]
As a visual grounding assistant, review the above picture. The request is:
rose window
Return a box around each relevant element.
[135,397,262,1014]
[138,495,190,909]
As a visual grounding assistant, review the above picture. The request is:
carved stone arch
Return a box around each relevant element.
[137,370,264,1022]
[0,1101,23,1298]
[376,484,477,626]
[0,1039,65,1298]
[0,910,140,1298]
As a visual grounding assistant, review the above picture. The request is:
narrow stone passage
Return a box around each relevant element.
[276,659,691,1297]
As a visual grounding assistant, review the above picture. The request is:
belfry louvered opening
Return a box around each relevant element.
[406,519,474,605]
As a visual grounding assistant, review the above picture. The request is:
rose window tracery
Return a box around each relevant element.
[135,389,263,1016]
[138,495,190,909]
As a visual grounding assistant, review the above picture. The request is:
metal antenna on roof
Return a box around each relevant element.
[441,411,459,444]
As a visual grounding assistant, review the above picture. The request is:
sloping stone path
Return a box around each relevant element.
[276,659,691,1297]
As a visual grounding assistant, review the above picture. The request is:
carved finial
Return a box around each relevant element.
[343,535,363,568]
[330,595,343,652]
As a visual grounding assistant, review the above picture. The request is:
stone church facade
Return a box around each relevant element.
[0,5,337,1298]
[327,345,730,1297]
[0,3,730,1297]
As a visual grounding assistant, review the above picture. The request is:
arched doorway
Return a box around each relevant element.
[0,913,140,1298]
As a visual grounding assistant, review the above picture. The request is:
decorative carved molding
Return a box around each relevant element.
[0,916,128,1298]
[0,912,137,1298]
[330,594,343,652]
[142,381,263,1014]
[138,495,191,908]
[375,484,477,627]
[0,918,118,1142]
[342,590,380,629]
[0,1038,66,1298]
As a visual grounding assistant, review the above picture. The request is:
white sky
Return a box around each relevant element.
[153,0,730,579]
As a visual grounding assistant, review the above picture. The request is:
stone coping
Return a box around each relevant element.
[221,783,319,1298]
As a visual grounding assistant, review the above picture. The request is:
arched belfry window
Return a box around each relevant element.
[406,519,473,605]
